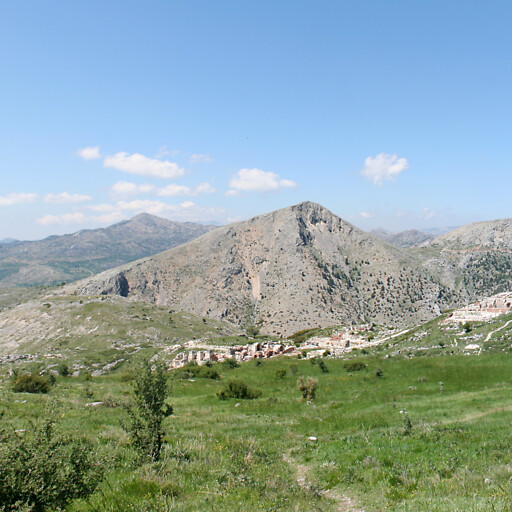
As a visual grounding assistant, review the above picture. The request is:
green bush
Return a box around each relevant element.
[317,360,329,373]
[297,376,318,401]
[57,362,70,377]
[222,358,240,370]
[275,368,287,379]
[175,362,220,380]
[344,361,367,373]
[217,379,262,400]
[0,417,103,512]
[12,374,51,394]
[125,360,173,462]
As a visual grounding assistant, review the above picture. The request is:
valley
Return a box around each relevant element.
[1,202,512,511]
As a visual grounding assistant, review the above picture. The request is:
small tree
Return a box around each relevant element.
[297,376,318,401]
[126,360,172,462]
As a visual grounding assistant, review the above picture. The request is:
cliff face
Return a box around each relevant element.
[69,202,459,336]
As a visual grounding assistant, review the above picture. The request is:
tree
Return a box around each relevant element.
[126,360,172,462]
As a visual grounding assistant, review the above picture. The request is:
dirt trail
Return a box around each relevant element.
[442,404,512,425]
[485,319,512,342]
[283,451,365,512]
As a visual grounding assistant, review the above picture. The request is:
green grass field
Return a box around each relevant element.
[3,349,512,511]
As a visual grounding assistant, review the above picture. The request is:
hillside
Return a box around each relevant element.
[0,214,215,287]
[414,217,512,298]
[67,202,461,336]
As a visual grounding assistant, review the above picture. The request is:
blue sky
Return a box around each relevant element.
[1,0,511,240]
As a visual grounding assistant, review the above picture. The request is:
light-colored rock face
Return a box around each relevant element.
[414,218,512,298]
[67,202,458,336]
[429,218,512,250]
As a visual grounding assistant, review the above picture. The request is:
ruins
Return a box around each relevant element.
[442,292,512,324]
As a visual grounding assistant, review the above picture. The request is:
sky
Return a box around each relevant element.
[1,0,511,240]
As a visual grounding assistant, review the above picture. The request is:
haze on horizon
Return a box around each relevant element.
[1,1,511,240]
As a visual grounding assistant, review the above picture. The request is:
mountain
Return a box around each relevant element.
[414,218,512,297]
[67,202,461,336]
[0,238,19,245]
[0,214,216,287]
[370,228,436,248]
[427,218,512,249]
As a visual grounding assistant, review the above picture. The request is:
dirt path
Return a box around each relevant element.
[485,319,512,342]
[442,404,512,425]
[283,451,365,512]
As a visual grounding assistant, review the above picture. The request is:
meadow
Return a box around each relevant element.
[3,348,512,511]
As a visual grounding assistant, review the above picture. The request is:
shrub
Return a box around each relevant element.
[289,364,298,375]
[217,379,262,400]
[374,368,384,378]
[175,363,220,380]
[0,417,103,512]
[57,362,70,377]
[288,328,320,344]
[297,376,318,401]
[246,325,260,337]
[344,361,367,373]
[12,374,51,394]
[317,360,329,373]
[275,368,287,379]
[222,358,240,370]
[125,360,173,462]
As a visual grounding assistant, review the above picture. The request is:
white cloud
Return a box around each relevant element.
[155,146,180,158]
[422,207,437,220]
[110,181,156,197]
[359,153,409,186]
[225,189,240,197]
[43,192,92,204]
[36,212,88,226]
[110,180,216,198]
[157,184,194,197]
[229,168,297,193]
[190,153,213,163]
[194,182,216,194]
[157,182,216,197]
[104,152,185,179]
[359,211,375,219]
[114,199,225,222]
[77,146,101,160]
[0,193,38,206]
[95,212,126,225]
[87,203,117,213]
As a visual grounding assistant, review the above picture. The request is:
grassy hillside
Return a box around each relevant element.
[3,350,512,511]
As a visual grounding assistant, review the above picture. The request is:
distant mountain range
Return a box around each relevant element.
[0,214,216,286]
[369,228,436,248]
[1,202,511,340]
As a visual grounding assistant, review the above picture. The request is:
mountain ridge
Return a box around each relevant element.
[0,214,216,287]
